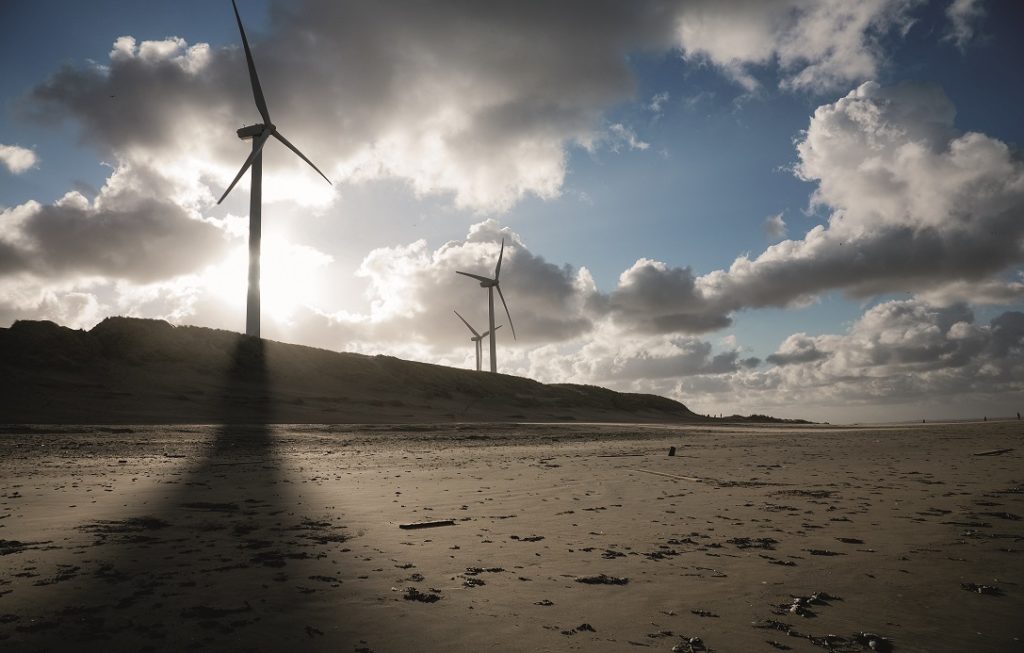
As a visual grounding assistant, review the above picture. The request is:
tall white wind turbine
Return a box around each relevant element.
[453,310,501,372]
[217,0,332,338]
[455,238,516,373]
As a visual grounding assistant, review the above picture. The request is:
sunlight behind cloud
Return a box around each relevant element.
[205,240,334,324]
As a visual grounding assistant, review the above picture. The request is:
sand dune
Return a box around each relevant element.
[0,317,723,425]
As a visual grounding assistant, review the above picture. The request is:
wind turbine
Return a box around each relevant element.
[217,0,332,338]
[453,310,501,372]
[455,238,516,373]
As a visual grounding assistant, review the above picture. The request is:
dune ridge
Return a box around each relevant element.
[0,316,718,424]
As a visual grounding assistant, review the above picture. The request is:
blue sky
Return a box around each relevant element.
[1,0,1022,421]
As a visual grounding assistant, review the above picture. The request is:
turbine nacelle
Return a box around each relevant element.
[236,123,274,140]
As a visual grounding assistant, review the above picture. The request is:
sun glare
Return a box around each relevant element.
[205,240,333,323]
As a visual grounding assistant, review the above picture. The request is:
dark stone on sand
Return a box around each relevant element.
[960,582,1003,596]
[575,574,629,585]
[403,587,441,603]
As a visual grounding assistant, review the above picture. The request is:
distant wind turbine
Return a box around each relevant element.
[217,0,332,338]
[455,238,516,373]
[453,310,501,372]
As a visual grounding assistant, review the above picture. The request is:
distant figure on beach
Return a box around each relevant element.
[1018,412,1021,420]
[983,416,987,422]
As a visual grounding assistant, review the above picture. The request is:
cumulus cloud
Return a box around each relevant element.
[0,161,227,283]
[601,259,731,334]
[765,334,828,366]
[674,0,919,91]
[621,81,1024,327]
[246,220,598,356]
[21,0,930,213]
[0,144,37,174]
[675,298,1023,419]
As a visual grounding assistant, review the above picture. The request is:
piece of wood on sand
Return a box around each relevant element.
[973,448,1013,456]
[399,519,457,530]
[632,468,702,482]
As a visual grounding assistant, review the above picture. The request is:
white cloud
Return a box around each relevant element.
[674,0,919,91]
[22,0,935,214]
[763,212,786,240]
[0,144,37,174]
[607,123,650,152]
[0,161,227,283]
[647,91,669,117]
[686,81,1024,316]
[945,0,985,49]
[671,299,1023,420]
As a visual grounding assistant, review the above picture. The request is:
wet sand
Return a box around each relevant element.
[1,420,1021,652]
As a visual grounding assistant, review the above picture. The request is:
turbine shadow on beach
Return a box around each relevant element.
[13,337,354,649]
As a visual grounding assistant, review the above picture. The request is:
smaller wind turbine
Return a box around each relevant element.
[453,310,501,372]
[455,238,516,373]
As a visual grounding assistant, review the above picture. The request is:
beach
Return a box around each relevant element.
[1,420,1021,651]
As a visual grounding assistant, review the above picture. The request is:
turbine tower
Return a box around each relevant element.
[453,310,501,372]
[455,238,516,373]
[218,0,332,338]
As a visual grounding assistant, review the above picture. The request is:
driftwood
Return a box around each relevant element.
[632,469,702,482]
[973,448,1013,456]
[399,519,456,530]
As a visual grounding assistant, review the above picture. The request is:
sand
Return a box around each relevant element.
[0,420,1021,652]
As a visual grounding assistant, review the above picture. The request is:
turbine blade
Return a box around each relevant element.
[272,130,332,185]
[453,310,480,337]
[496,285,516,340]
[231,0,271,125]
[480,329,491,338]
[455,271,492,284]
[495,237,505,279]
[217,130,272,204]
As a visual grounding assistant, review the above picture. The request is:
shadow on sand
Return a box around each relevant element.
[9,337,354,650]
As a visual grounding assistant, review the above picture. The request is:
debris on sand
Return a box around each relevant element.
[0,539,54,556]
[972,448,1013,456]
[402,587,442,603]
[671,635,708,652]
[753,619,800,636]
[690,609,719,618]
[464,566,504,575]
[398,519,455,530]
[806,549,845,556]
[960,582,1003,596]
[727,537,778,549]
[510,534,544,542]
[773,593,839,618]
[633,468,703,482]
[574,574,629,585]
[853,632,893,652]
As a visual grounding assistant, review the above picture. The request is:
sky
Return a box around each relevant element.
[1,0,1022,423]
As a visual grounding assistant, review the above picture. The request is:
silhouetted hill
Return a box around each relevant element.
[0,317,713,424]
